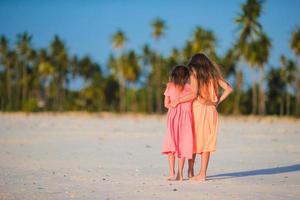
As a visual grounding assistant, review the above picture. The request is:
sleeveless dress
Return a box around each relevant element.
[192,80,219,154]
[161,83,194,159]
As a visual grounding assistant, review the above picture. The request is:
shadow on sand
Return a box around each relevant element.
[207,164,300,180]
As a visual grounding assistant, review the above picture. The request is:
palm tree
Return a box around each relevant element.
[77,56,97,85]
[111,29,127,112]
[151,18,167,113]
[220,48,240,114]
[169,48,181,63]
[122,50,140,111]
[167,47,182,71]
[16,32,34,109]
[235,0,263,45]
[192,27,217,58]
[235,0,264,114]
[77,57,103,111]
[290,28,300,115]
[49,35,69,110]
[280,55,297,115]
[112,30,127,50]
[255,33,272,115]
[267,67,286,115]
[38,57,55,109]
[122,51,140,83]
[183,27,217,63]
[151,18,166,41]
[182,41,193,61]
[141,44,154,113]
[0,36,14,110]
[0,36,9,108]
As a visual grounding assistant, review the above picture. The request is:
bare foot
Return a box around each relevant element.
[190,174,206,182]
[176,174,183,181]
[166,174,175,181]
[188,171,194,178]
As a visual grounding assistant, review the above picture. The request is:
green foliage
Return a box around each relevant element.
[290,27,300,56]
[151,18,167,40]
[266,68,286,115]
[22,98,39,112]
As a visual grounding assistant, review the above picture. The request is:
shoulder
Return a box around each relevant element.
[184,83,192,89]
[164,82,174,95]
[190,72,196,79]
[166,82,174,88]
[183,83,192,93]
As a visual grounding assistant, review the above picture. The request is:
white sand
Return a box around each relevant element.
[0,113,300,200]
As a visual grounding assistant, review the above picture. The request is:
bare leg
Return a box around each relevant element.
[166,153,175,180]
[191,152,210,181]
[188,154,196,178]
[176,158,185,181]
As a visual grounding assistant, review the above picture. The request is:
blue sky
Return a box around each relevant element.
[1,0,300,88]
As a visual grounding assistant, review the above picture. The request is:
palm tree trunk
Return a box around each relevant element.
[280,98,284,116]
[117,50,126,113]
[233,71,243,115]
[132,89,138,112]
[286,92,290,115]
[16,68,21,110]
[120,85,124,112]
[0,95,3,110]
[251,69,257,115]
[22,65,27,109]
[296,77,300,116]
[258,67,265,115]
[147,86,153,113]
[57,77,62,111]
[252,84,257,115]
[120,82,125,112]
[55,76,64,111]
[156,90,162,113]
[6,67,12,110]
[124,86,128,112]
[154,41,162,114]
[155,57,162,114]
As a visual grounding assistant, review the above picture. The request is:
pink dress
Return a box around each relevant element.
[161,83,194,159]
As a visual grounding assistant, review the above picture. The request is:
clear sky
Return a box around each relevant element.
[1,0,300,87]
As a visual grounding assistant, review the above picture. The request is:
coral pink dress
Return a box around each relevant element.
[161,83,194,159]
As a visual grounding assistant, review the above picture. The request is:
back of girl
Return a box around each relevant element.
[187,53,233,181]
[164,68,193,111]
[161,65,195,181]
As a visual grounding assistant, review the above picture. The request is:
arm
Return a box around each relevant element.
[171,93,197,107]
[217,79,233,106]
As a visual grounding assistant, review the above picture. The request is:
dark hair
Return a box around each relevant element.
[169,65,190,91]
[187,53,223,98]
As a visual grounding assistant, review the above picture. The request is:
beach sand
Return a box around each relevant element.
[0,113,299,200]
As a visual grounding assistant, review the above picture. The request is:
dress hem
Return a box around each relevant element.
[193,149,216,154]
[161,152,193,159]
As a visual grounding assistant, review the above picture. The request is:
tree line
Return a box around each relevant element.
[0,0,299,115]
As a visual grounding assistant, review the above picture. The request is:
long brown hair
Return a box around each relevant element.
[187,53,223,99]
[169,65,190,91]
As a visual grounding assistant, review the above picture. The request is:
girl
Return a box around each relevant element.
[161,65,196,181]
[185,53,233,181]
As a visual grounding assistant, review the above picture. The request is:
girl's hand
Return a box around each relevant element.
[170,99,179,107]
[214,99,220,111]
[215,100,220,108]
